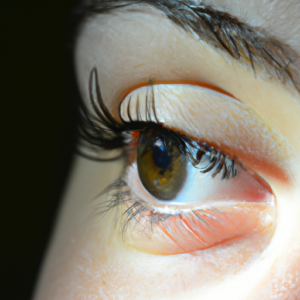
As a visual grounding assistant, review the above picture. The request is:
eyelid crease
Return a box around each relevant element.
[121,80,237,100]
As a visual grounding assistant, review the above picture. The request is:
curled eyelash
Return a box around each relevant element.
[77,67,159,154]
[77,66,238,179]
[181,138,237,180]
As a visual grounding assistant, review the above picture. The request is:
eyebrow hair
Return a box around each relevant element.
[77,0,300,92]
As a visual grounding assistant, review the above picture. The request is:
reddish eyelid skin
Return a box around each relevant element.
[125,202,276,255]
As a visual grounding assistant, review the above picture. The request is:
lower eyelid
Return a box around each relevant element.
[114,168,277,255]
[123,200,276,255]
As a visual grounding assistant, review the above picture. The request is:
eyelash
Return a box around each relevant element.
[78,67,238,177]
[78,67,239,234]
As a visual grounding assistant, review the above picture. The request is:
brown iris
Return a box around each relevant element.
[137,128,187,201]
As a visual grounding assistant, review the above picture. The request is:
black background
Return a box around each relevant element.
[2,1,80,299]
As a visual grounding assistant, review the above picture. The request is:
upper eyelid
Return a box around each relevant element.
[77,67,235,165]
[121,82,295,183]
[81,66,239,181]
[77,66,294,185]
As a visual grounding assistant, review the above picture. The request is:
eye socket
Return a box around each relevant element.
[80,67,277,254]
[137,127,187,200]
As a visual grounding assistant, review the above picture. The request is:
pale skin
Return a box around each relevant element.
[34,1,300,299]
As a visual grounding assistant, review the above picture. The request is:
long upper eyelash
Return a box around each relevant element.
[178,136,237,180]
[77,66,238,179]
[77,67,159,158]
[77,67,127,153]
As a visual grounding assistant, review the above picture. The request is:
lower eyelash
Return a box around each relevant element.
[96,178,176,236]
[97,175,225,238]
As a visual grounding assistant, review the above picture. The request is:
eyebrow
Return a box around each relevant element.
[77,0,300,92]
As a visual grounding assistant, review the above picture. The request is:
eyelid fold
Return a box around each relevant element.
[120,83,294,183]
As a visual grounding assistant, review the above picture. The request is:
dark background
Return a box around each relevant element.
[2,1,81,299]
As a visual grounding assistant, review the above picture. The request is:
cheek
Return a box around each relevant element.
[248,187,300,299]
[44,217,274,300]
[36,185,300,300]
[249,231,300,299]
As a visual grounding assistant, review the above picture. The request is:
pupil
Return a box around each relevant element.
[152,140,172,170]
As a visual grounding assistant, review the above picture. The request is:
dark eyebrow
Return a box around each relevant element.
[77,0,300,92]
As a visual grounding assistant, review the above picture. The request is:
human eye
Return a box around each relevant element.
[79,67,276,255]
[34,1,300,299]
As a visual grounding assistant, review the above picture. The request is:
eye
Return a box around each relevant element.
[134,123,273,206]
[124,127,276,255]
[79,68,277,255]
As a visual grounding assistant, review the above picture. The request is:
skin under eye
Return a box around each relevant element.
[113,85,277,255]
